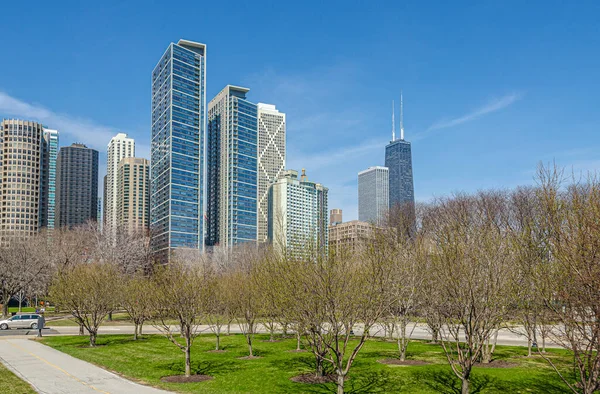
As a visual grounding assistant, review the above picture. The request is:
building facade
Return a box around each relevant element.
[329,208,342,226]
[151,39,206,262]
[268,169,328,257]
[257,103,285,244]
[106,133,135,233]
[329,220,374,255]
[206,85,258,248]
[358,166,389,225]
[55,143,99,228]
[0,119,44,238]
[117,157,150,235]
[385,139,414,210]
[40,128,59,230]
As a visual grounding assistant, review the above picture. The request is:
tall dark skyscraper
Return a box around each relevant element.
[385,94,415,210]
[56,143,99,228]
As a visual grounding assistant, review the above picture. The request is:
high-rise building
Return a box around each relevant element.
[206,85,258,248]
[117,157,150,235]
[268,169,328,257]
[329,220,374,255]
[0,119,45,239]
[106,133,135,233]
[385,94,414,210]
[358,166,389,225]
[56,143,99,228]
[151,39,206,262]
[257,103,285,244]
[40,128,59,230]
[330,208,342,226]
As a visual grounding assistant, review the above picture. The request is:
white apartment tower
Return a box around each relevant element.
[268,169,328,258]
[358,166,389,225]
[257,103,286,244]
[106,133,135,232]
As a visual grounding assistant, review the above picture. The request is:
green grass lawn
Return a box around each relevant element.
[0,362,35,394]
[7,306,55,314]
[41,334,573,393]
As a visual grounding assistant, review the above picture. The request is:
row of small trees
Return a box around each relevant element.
[4,165,599,394]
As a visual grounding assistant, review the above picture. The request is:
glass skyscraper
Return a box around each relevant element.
[206,85,258,248]
[151,39,206,262]
[385,139,414,210]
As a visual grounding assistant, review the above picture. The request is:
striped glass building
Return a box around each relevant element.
[206,85,258,248]
[151,39,206,262]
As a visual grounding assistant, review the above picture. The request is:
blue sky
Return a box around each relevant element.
[1,0,599,220]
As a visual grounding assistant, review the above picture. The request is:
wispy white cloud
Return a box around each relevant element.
[0,91,117,151]
[288,139,385,172]
[413,92,523,141]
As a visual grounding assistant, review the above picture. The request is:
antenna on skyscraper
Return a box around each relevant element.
[391,100,396,141]
[400,91,405,140]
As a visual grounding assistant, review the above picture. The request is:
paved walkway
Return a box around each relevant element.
[0,338,171,394]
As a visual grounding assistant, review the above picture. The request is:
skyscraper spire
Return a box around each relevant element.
[400,91,405,140]
[391,99,396,141]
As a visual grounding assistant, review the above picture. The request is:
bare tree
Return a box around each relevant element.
[48,262,119,346]
[0,235,50,317]
[223,244,265,358]
[151,256,212,377]
[279,243,393,394]
[536,165,600,394]
[424,192,516,394]
[120,273,153,340]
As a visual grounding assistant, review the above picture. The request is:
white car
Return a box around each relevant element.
[0,314,41,330]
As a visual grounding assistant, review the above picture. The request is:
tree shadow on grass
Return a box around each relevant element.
[292,371,394,394]
[413,370,504,394]
[160,359,240,376]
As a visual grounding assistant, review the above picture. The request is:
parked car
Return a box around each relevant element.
[0,314,41,330]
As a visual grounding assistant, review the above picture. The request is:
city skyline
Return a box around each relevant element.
[1,2,599,221]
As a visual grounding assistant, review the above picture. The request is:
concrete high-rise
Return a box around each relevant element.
[329,220,374,255]
[40,128,59,230]
[151,39,206,262]
[117,158,150,235]
[206,85,258,248]
[56,143,99,228]
[268,169,328,257]
[0,119,45,239]
[358,166,389,225]
[257,103,285,244]
[106,133,134,233]
[385,94,414,210]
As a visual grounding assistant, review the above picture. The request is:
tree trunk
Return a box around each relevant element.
[2,294,9,317]
[216,333,220,351]
[541,333,546,353]
[89,331,97,347]
[315,355,324,377]
[108,311,112,322]
[18,292,22,313]
[527,337,532,357]
[134,323,138,341]
[296,331,301,351]
[79,323,84,335]
[185,345,191,377]
[461,378,469,394]
[270,329,274,342]
[139,322,143,335]
[337,371,345,394]
[247,335,253,357]
[227,323,231,335]
[398,323,407,361]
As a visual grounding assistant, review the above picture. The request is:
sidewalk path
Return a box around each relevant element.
[0,338,171,394]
